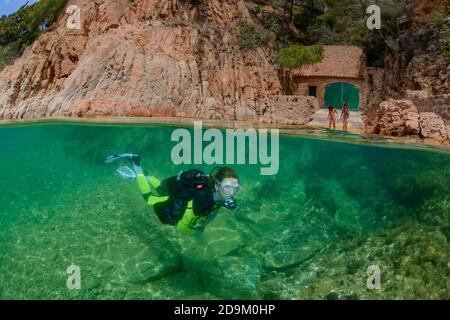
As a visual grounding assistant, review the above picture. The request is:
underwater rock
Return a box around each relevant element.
[261,212,326,271]
[200,256,262,299]
[303,174,368,233]
[201,224,243,258]
[121,247,181,284]
[264,242,321,270]
[258,187,337,271]
[180,216,244,267]
[323,290,359,300]
[324,290,340,300]
[327,179,364,234]
[238,179,306,237]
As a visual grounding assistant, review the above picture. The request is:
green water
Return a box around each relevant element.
[0,123,448,300]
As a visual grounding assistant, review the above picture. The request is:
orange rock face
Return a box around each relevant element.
[372,98,449,143]
[374,99,420,136]
[0,0,281,121]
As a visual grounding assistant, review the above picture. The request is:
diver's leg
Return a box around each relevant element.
[148,176,161,190]
[137,172,187,226]
[136,173,152,201]
[136,173,167,204]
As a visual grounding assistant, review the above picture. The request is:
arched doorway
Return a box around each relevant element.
[324,83,360,111]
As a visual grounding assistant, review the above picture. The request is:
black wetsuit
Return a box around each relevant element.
[153,169,218,225]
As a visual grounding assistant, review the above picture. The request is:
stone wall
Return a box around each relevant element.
[406,91,450,124]
[262,95,319,125]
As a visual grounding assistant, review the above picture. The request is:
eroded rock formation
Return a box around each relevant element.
[0,0,282,121]
[364,0,449,143]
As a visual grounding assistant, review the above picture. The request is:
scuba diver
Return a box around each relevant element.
[105,153,241,237]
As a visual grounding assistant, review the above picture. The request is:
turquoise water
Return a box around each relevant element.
[0,123,448,299]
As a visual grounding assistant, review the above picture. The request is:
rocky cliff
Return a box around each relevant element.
[0,0,282,121]
[364,0,450,143]
[383,0,449,98]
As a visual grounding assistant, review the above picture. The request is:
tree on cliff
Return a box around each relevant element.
[276,44,323,94]
[283,0,295,23]
[0,0,67,69]
[291,0,408,67]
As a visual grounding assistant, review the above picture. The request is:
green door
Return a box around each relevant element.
[324,82,359,111]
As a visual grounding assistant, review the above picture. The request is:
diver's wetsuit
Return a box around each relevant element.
[136,169,220,234]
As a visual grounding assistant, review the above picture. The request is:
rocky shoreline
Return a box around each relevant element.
[0,0,448,146]
[1,115,449,151]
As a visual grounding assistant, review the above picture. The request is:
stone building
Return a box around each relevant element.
[292,45,383,111]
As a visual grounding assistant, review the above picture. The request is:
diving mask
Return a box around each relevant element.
[216,178,241,198]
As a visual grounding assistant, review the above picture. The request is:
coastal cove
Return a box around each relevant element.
[0,0,448,302]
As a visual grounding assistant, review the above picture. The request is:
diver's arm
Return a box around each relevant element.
[177,199,215,237]
[194,210,219,237]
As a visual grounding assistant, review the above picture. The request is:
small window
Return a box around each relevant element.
[309,86,317,97]
[368,74,374,86]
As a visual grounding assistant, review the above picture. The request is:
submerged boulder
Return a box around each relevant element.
[200,256,263,299]
[120,246,181,284]
[260,209,327,270]
[180,216,244,266]
[264,241,321,270]
[327,179,364,234]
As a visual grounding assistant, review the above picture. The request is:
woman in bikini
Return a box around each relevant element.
[328,106,338,130]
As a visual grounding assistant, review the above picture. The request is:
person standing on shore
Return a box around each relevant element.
[328,106,338,130]
[341,102,350,131]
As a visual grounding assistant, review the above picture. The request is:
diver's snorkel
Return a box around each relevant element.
[214,178,241,210]
[223,197,237,210]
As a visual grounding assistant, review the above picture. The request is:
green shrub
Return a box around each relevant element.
[0,0,67,67]
[430,6,450,57]
[253,6,284,48]
[239,24,276,49]
[292,0,409,67]
[431,6,449,29]
[277,44,323,69]
[445,27,450,58]
[276,44,324,93]
[0,41,21,69]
